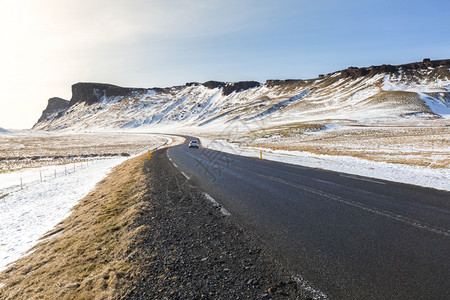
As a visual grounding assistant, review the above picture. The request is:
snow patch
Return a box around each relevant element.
[383,74,450,94]
[420,93,450,118]
[249,89,311,120]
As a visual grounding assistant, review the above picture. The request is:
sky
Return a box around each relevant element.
[0,0,449,129]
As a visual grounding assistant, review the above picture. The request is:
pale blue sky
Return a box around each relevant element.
[1,0,449,129]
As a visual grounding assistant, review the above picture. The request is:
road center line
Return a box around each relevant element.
[258,173,449,237]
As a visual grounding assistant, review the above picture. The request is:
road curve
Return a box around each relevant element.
[167,138,450,299]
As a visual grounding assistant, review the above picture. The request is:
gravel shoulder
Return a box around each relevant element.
[124,148,317,299]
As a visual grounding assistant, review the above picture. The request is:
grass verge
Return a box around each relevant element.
[0,154,149,299]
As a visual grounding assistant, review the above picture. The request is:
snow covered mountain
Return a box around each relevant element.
[33,59,450,132]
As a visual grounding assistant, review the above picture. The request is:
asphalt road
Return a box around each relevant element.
[167,139,450,299]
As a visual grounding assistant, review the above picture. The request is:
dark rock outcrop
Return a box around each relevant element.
[340,59,450,80]
[202,81,225,90]
[340,67,370,79]
[69,83,147,106]
[202,81,260,95]
[35,97,69,124]
[151,87,168,94]
[265,79,304,87]
[222,81,260,95]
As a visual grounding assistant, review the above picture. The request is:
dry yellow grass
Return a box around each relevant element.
[245,123,325,139]
[0,154,149,299]
[243,123,450,169]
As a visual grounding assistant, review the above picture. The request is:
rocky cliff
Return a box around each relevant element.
[34,97,70,126]
[202,81,261,95]
[69,83,148,106]
[67,81,262,108]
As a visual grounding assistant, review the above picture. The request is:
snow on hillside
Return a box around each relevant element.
[33,60,450,133]
[382,71,450,118]
[420,94,450,118]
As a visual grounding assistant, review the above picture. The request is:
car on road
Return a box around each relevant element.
[188,140,199,148]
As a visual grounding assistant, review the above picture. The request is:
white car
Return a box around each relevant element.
[188,140,199,148]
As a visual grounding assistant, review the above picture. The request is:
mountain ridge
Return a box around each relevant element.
[33,59,450,131]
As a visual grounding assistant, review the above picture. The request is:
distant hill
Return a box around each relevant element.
[0,127,9,133]
[33,59,450,131]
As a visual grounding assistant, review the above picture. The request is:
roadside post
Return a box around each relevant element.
[148,150,151,160]
[260,150,263,159]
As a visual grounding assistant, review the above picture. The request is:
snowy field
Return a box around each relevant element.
[0,157,127,271]
[0,132,181,271]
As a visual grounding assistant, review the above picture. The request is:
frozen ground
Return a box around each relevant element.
[0,132,182,272]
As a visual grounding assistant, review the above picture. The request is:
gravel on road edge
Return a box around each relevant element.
[123,148,319,299]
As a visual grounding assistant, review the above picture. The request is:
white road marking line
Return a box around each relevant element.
[258,173,449,237]
[339,174,386,185]
[181,171,191,180]
[173,163,178,168]
[292,275,328,300]
[203,192,231,216]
